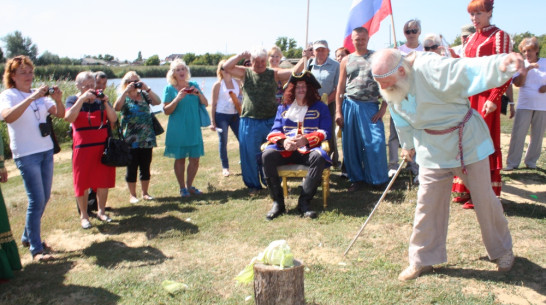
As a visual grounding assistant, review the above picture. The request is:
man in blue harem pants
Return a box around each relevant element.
[335,27,389,191]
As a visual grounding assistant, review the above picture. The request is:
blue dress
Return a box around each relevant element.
[163,82,204,159]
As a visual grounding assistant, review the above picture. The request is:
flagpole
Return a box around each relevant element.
[305,0,310,46]
[390,0,397,48]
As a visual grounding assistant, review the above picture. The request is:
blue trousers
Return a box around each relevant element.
[342,98,389,185]
[14,149,54,256]
[239,117,274,189]
[215,112,240,169]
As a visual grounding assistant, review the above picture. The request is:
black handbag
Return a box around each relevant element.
[142,91,164,135]
[101,121,132,167]
[500,95,510,115]
[47,115,61,154]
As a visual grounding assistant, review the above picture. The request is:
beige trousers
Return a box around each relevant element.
[408,158,512,266]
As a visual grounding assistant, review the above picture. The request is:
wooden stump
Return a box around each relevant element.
[253,259,304,305]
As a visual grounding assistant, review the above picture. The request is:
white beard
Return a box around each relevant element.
[379,75,411,105]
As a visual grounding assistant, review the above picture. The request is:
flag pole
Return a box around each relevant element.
[389,0,397,48]
[305,0,310,46]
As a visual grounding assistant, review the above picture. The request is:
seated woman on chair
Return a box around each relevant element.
[262,71,331,220]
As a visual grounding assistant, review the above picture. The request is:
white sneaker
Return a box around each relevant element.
[129,196,139,204]
[496,250,514,272]
[398,264,433,281]
[388,169,397,178]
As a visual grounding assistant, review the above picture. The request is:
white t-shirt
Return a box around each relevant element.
[399,43,424,56]
[0,88,56,158]
[513,58,546,111]
[215,79,240,115]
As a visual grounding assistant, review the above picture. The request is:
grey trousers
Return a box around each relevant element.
[505,109,546,169]
[408,158,512,266]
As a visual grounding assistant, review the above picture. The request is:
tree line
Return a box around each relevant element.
[0,31,305,67]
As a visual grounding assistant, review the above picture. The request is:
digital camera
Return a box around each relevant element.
[183,88,194,93]
[133,82,143,89]
[93,89,105,99]
[44,87,55,96]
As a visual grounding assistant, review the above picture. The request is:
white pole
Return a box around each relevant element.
[305,0,310,46]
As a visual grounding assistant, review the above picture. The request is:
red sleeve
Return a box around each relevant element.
[488,30,512,103]
[303,131,325,148]
[267,132,286,144]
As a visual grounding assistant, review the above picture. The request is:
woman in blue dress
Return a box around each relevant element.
[163,59,209,198]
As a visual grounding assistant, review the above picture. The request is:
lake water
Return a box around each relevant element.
[109,76,217,112]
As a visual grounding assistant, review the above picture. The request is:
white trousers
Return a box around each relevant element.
[408,158,512,266]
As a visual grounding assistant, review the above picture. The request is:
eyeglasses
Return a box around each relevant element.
[424,45,439,51]
[405,29,419,35]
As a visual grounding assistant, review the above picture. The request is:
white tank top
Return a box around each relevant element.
[216,79,240,114]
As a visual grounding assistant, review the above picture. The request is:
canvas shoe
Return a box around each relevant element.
[497,250,514,272]
[398,264,433,281]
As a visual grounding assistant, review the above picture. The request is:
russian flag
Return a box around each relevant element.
[343,0,392,52]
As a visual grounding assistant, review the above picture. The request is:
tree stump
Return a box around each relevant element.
[253,259,304,305]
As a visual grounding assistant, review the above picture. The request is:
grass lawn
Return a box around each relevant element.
[0,110,544,305]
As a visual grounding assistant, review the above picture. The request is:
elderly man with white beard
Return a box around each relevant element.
[370,48,525,281]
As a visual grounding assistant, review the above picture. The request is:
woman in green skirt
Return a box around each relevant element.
[0,138,22,281]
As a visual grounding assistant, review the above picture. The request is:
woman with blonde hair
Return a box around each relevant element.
[114,71,161,203]
[163,59,209,197]
[210,60,241,177]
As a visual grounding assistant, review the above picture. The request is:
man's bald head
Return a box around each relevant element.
[371,48,404,79]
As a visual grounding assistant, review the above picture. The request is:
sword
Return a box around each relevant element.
[343,159,407,256]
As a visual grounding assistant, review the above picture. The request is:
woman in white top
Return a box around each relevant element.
[505,37,546,170]
[210,60,242,177]
[398,19,424,55]
[0,55,65,262]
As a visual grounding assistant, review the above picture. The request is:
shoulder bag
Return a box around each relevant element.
[142,91,164,136]
[102,120,132,167]
[46,115,61,154]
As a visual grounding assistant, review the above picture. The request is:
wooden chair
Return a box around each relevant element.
[262,142,331,209]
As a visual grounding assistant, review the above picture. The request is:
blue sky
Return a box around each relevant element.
[1,0,544,61]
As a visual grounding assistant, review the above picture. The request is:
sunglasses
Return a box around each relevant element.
[405,29,419,35]
[425,45,439,51]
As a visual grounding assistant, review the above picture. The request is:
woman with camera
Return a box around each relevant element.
[163,59,208,198]
[114,71,161,203]
[65,71,117,229]
[0,55,65,262]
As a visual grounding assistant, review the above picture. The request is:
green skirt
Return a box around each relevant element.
[0,187,22,280]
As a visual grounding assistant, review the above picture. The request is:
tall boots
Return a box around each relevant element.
[265,178,286,220]
[297,176,319,219]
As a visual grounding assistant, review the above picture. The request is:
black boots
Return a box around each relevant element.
[297,175,319,219]
[297,190,317,219]
[265,178,286,220]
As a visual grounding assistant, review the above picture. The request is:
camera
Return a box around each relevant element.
[93,89,105,99]
[183,88,194,93]
[133,82,143,89]
[38,122,51,137]
[44,87,55,96]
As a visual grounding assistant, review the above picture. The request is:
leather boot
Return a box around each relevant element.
[265,178,285,220]
[297,176,320,219]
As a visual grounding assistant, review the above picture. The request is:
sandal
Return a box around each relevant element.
[188,186,203,195]
[180,188,190,198]
[81,218,92,229]
[143,194,154,201]
[33,252,55,262]
[97,214,112,223]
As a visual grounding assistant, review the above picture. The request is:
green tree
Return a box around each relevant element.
[103,54,114,62]
[183,53,196,65]
[0,47,4,63]
[136,51,143,62]
[275,37,297,52]
[2,31,38,60]
[144,55,160,66]
[36,51,61,65]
